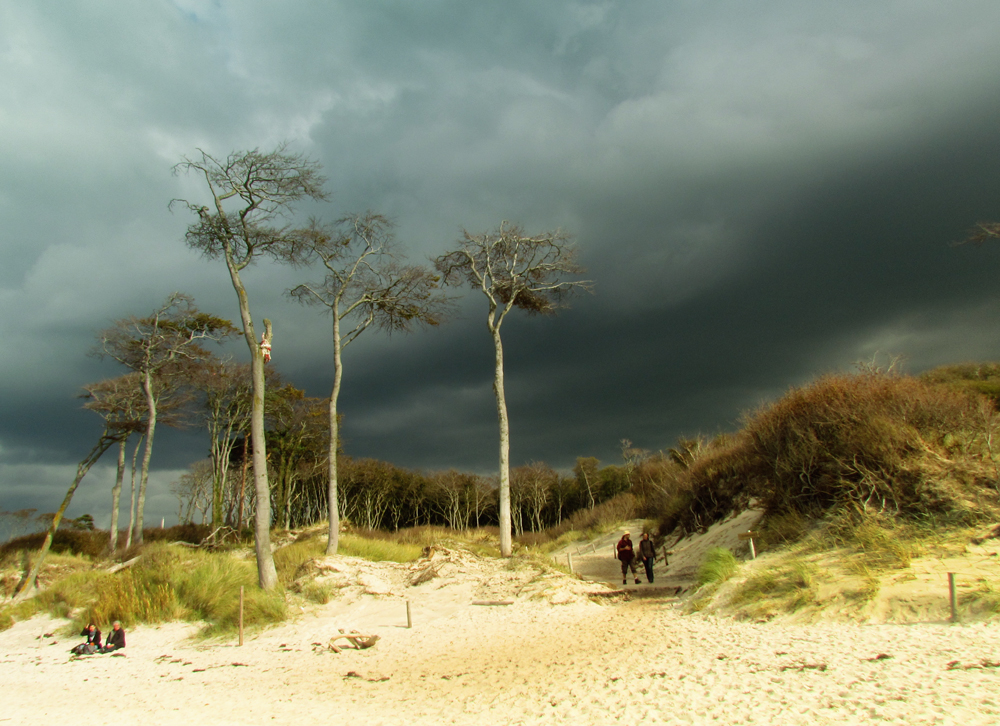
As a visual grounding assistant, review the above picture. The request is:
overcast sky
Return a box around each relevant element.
[3,0,1000,531]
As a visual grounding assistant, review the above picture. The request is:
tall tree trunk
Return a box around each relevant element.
[491,324,512,557]
[326,310,343,555]
[134,371,158,544]
[108,435,127,554]
[226,253,277,589]
[14,433,118,597]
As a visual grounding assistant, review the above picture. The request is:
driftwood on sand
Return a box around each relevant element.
[314,630,381,654]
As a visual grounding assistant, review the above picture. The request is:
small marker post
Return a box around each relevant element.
[738,531,758,559]
[406,600,412,629]
[949,573,958,623]
[239,585,244,646]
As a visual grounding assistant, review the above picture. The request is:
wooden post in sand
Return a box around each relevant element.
[568,553,574,573]
[239,586,244,646]
[948,573,958,623]
[406,600,412,629]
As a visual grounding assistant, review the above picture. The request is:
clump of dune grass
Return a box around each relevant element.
[339,533,423,562]
[961,580,1000,617]
[697,547,739,587]
[728,559,818,619]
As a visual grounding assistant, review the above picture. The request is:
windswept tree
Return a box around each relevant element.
[173,145,327,590]
[95,293,235,545]
[13,404,129,597]
[289,212,450,554]
[81,373,148,553]
[435,222,591,556]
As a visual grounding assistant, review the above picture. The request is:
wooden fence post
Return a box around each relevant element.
[949,573,958,623]
[238,585,244,646]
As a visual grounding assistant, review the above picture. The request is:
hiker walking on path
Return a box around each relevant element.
[639,532,656,583]
[616,531,640,585]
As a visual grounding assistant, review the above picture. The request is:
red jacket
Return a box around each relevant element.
[616,537,634,563]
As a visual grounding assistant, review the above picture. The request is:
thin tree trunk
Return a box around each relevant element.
[125,433,143,550]
[108,435,127,554]
[134,371,158,544]
[491,324,512,557]
[237,435,248,533]
[326,310,343,555]
[14,433,118,597]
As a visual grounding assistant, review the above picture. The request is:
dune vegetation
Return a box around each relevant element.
[4,364,1000,629]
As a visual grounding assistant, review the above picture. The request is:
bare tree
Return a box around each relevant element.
[94,293,234,545]
[266,383,328,530]
[288,212,450,554]
[80,373,146,553]
[172,459,214,524]
[435,222,591,555]
[192,359,255,530]
[573,456,599,510]
[173,145,327,590]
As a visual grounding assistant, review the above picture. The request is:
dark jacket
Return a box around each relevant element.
[105,626,126,650]
[616,537,634,563]
[81,626,102,648]
[639,538,655,560]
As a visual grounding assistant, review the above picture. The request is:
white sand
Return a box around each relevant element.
[4,518,999,725]
[4,591,1000,724]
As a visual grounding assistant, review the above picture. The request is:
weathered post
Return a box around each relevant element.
[406,600,412,629]
[568,552,574,573]
[949,573,958,623]
[738,531,758,559]
[239,585,245,646]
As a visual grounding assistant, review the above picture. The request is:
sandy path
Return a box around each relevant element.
[4,596,999,725]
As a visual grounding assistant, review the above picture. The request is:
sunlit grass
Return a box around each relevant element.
[697,547,738,587]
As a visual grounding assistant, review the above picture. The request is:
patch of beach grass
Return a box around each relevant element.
[697,547,739,587]
[729,559,818,618]
[339,533,423,563]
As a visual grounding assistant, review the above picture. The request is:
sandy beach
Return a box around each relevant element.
[4,564,1000,725]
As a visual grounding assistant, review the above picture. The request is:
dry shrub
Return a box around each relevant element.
[515,493,639,550]
[0,530,107,560]
[660,371,1000,539]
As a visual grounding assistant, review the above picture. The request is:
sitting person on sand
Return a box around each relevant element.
[616,531,640,585]
[72,623,102,655]
[101,621,125,653]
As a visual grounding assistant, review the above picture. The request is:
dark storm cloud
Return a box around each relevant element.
[3,0,1000,527]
